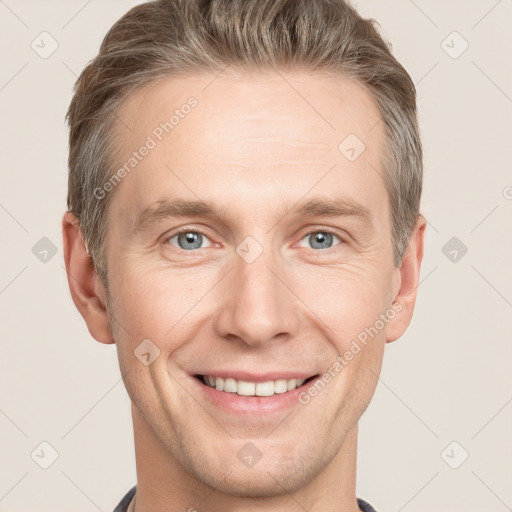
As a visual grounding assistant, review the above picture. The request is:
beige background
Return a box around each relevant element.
[1,0,511,510]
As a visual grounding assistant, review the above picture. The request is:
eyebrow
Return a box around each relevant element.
[133,197,372,232]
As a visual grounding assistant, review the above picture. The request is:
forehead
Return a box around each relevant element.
[115,69,383,152]
[108,70,387,226]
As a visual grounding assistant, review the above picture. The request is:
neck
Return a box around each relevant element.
[131,403,361,512]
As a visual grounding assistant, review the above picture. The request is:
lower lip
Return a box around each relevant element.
[189,375,319,414]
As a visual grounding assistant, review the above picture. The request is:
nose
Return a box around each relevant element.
[213,244,301,348]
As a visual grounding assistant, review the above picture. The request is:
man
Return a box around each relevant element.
[62,0,425,511]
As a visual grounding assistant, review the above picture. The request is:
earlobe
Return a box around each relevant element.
[62,211,115,344]
[386,214,427,343]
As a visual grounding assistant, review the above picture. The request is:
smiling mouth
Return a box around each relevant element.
[194,374,319,397]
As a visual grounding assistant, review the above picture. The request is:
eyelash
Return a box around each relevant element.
[164,226,346,252]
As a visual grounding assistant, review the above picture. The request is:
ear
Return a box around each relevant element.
[62,211,114,344]
[386,214,427,343]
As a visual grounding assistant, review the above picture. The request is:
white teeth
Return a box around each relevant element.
[237,380,256,396]
[255,381,274,396]
[201,375,308,396]
[274,379,288,394]
[223,377,237,393]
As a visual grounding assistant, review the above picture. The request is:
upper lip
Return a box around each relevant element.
[193,371,318,382]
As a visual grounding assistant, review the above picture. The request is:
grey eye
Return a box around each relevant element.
[299,231,341,250]
[169,231,212,251]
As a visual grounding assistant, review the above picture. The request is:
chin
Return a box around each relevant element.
[186,445,319,499]
[200,467,307,498]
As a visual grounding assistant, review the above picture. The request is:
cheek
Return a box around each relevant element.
[112,265,198,335]
[292,262,390,404]
[295,262,392,345]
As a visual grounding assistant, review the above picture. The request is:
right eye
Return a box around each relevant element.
[165,229,214,251]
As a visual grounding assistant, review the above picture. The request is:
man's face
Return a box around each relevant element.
[103,70,401,495]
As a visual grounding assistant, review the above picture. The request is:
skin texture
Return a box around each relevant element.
[63,70,426,512]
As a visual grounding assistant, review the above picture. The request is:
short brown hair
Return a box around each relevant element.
[66,0,422,284]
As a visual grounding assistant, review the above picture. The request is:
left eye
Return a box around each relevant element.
[298,230,343,250]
